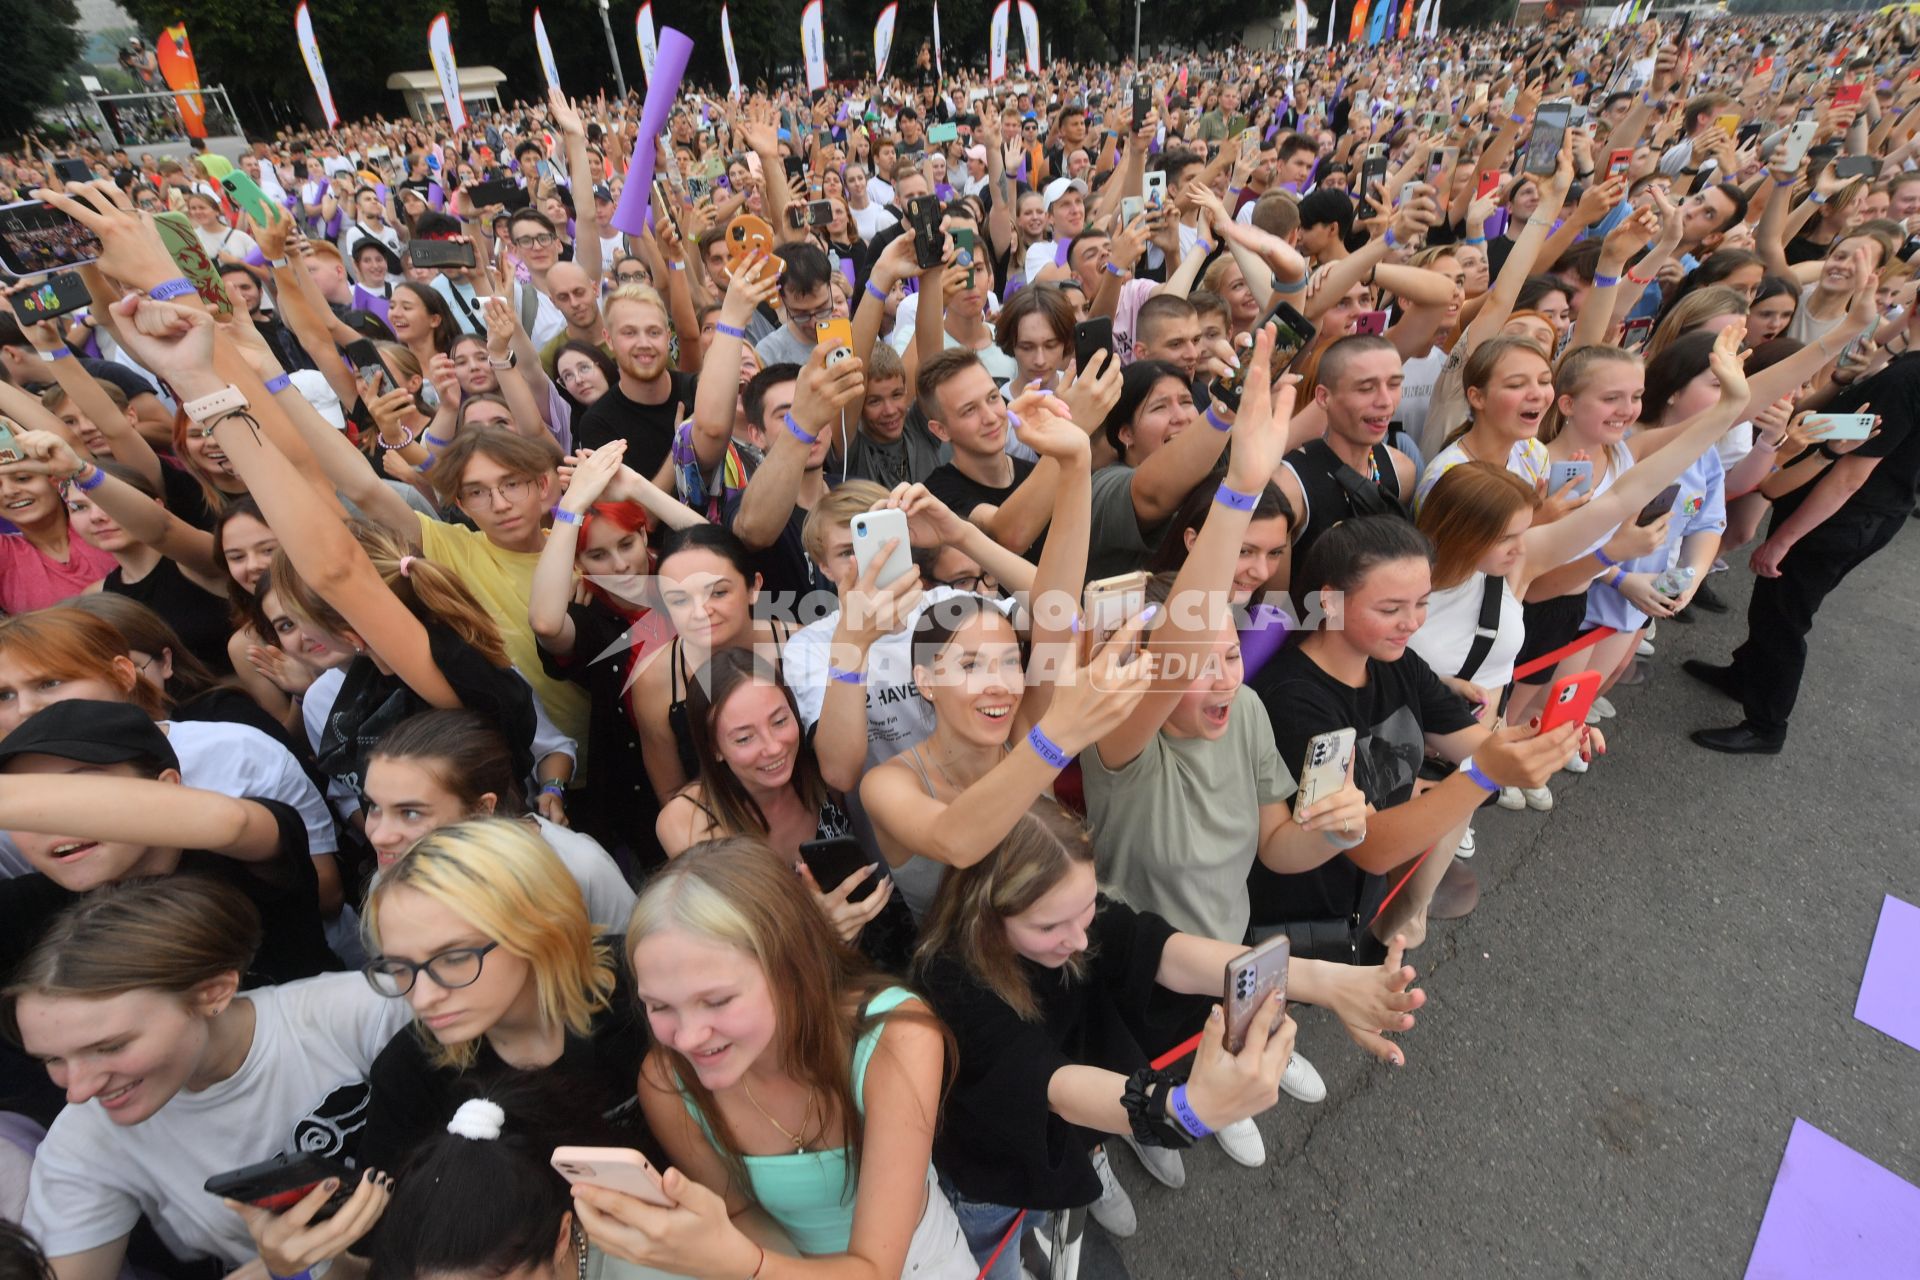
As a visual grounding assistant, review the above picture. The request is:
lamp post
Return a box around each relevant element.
[1134,0,1143,62]
[596,0,629,98]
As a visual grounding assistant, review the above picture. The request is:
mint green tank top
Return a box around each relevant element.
[674,986,916,1256]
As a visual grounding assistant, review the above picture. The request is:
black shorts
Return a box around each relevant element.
[1513,592,1591,686]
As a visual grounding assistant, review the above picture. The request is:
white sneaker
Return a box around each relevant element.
[1592,695,1617,719]
[1455,826,1476,859]
[1563,752,1589,774]
[1497,785,1526,811]
[1089,1146,1139,1236]
[1637,636,1656,657]
[1279,1052,1327,1103]
[1522,785,1554,811]
[1120,1133,1186,1189]
[1214,1116,1267,1167]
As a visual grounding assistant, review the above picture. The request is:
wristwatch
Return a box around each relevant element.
[181,385,251,425]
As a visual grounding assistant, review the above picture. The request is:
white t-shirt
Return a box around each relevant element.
[849,201,899,243]
[25,975,409,1268]
[531,815,636,928]
[1415,437,1550,510]
[1396,347,1448,458]
[196,225,260,262]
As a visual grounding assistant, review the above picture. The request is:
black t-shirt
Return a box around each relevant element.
[358,939,657,1174]
[158,456,218,532]
[1797,352,1920,519]
[723,490,821,604]
[574,372,698,481]
[105,556,232,675]
[0,797,336,987]
[1246,642,1477,931]
[921,896,1176,1211]
[925,456,1036,526]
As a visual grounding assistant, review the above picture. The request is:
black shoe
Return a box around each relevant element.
[1692,578,1729,613]
[1669,606,1696,625]
[1690,723,1784,755]
[1682,658,1741,700]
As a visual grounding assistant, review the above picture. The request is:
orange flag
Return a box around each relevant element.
[154,24,207,139]
[1348,0,1370,42]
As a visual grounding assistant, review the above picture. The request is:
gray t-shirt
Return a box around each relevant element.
[1080,684,1297,943]
[755,322,816,368]
[1087,463,1163,581]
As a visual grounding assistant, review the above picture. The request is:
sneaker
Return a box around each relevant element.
[1522,785,1554,811]
[1637,636,1657,657]
[1214,1117,1267,1167]
[1280,1052,1328,1103]
[1120,1134,1186,1190]
[1455,825,1476,859]
[1090,1146,1141,1235]
[1592,695,1617,719]
[1564,752,1589,774]
[1497,785,1527,811]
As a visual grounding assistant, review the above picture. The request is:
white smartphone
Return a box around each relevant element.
[1548,459,1594,497]
[1804,412,1875,441]
[1780,119,1820,170]
[1223,934,1289,1055]
[1296,727,1357,812]
[1121,195,1144,226]
[550,1147,674,1207]
[850,508,914,587]
[1143,171,1167,208]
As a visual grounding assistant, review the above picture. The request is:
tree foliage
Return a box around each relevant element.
[0,0,85,138]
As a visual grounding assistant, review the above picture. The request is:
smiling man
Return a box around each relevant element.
[575,284,699,481]
[919,349,1034,529]
[1276,336,1416,576]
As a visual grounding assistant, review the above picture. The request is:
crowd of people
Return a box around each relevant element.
[0,8,1914,1279]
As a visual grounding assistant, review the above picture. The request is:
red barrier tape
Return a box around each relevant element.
[1148,624,1621,1075]
[975,1209,1026,1279]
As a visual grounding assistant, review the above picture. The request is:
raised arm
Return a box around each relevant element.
[530,442,626,657]
[692,251,779,472]
[0,775,287,862]
[10,430,223,587]
[551,92,602,282]
[734,341,860,550]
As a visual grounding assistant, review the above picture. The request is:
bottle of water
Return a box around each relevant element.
[1651,565,1696,598]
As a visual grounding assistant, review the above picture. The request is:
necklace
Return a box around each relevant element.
[742,1077,815,1154]
[571,1222,588,1280]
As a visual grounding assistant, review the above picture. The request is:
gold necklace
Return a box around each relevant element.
[742,1077,815,1154]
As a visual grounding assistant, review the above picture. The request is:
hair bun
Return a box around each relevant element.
[446,1098,506,1140]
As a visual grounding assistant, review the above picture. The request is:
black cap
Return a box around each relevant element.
[0,701,178,775]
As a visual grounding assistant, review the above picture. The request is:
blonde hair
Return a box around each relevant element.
[800,481,888,564]
[273,521,509,667]
[366,817,615,1071]
[1643,285,1746,362]
[1538,344,1643,443]
[604,282,671,327]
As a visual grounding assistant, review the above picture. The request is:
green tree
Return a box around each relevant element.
[1,0,85,140]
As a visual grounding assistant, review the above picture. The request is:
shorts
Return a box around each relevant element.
[1512,592,1590,686]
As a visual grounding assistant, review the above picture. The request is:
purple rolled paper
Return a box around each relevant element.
[611,27,694,237]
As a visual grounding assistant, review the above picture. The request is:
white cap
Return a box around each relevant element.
[1043,177,1089,208]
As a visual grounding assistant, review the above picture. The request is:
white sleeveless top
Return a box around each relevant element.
[1409,571,1526,689]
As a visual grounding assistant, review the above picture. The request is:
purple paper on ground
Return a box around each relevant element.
[1745,1119,1920,1278]
[610,27,693,238]
[1854,894,1920,1051]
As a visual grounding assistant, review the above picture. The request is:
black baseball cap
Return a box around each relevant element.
[0,701,178,775]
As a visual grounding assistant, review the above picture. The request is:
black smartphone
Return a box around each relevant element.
[1133,82,1152,131]
[1074,317,1114,373]
[10,271,90,321]
[799,837,879,903]
[785,204,808,232]
[806,199,833,228]
[1355,156,1391,220]
[292,158,310,180]
[52,158,92,184]
[1209,297,1316,411]
[0,200,102,276]
[408,239,478,270]
[1636,483,1681,527]
[465,177,528,212]
[203,1152,356,1223]
[1832,155,1879,180]
[1525,101,1572,176]
[342,338,383,375]
[907,194,944,270]
[783,155,807,185]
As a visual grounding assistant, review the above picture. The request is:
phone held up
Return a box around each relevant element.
[203,1152,358,1223]
[1295,728,1356,813]
[1537,670,1601,736]
[550,1147,675,1207]
[1223,935,1290,1055]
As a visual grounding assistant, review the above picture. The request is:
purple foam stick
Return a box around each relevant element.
[1854,894,1920,1052]
[611,27,694,237]
[1745,1119,1920,1277]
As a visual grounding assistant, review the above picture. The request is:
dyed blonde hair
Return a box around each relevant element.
[1538,345,1643,443]
[1643,285,1746,363]
[366,817,614,1070]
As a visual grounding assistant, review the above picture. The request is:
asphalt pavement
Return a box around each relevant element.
[1084,522,1920,1280]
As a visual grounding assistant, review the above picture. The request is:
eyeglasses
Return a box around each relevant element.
[938,572,992,593]
[363,942,500,997]
[615,271,650,286]
[512,232,558,249]
[457,476,536,506]
[787,302,834,328]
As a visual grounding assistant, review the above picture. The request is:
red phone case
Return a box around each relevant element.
[1537,670,1602,736]
[1833,84,1864,108]
[1477,170,1503,199]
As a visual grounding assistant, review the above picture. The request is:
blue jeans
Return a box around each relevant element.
[937,1174,1048,1280]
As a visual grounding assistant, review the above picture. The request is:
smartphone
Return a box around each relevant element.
[1356,156,1391,218]
[797,835,883,904]
[1713,112,1742,139]
[1780,120,1820,170]
[153,212,233,319]
[781,155,807,188]
[10,271,90,321]
[1120,195,1144,226]
[850,507,913,587]
[1353,90,1371,115]
[408,238,478,270]
[1537,670,1602,735]
[363,364,392,398]
[1264,298,1316,368]
[1547,459,1593,497]
[1351,310,1389,337]
[1223,935,1290,1055]
[0,200,102,276]
[0,416,21,464]
[1365,142,1389,162]
[1803,412,1876,441]
[800,198,833,229]
[1296,728,1356,812]
[52,158,92,184]
[1133,82,1152,131]
[216,171,273,230]
[928,121,959,144]
[725,213,779,271]
[951,226,977,286]
[1832,83,1864,108]
[815,317,854,369]
[1832,155,1878,180]
[1476,169,1504,200]
[203,1153,357,1222]
[1074,316,1114,374]
[550,1147,675,1207]
[906,195,944,270]
[1635,482,1680,527]
[1083,571,1148,647]
[1606,148,1633,179]
[1429,146,1460,182]
[1525,101,1572,176]
[1620,316,1654,349]
[466,177,529,212]
[1143,170,1168,208]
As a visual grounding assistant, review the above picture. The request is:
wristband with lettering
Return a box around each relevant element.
[1214,482,1259,511]
[73,464,106,492]
[667,259,685,271]
[828,666,866,685]
[1458,756,1500,793]
[1168,1085,1213,1140]
[1204,405,1232,433]
[1026,725,1071,769]
[263,373,293,395]
[147,277,197,302]
[549,506,582,526]
[1593,273,1620,290]
[714,321,747,340]
[784,410,819,445]
[865,277,889,303]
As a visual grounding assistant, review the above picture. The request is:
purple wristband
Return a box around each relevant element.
[550,506,582,526]
[1168,1084,1213,1139]
[784,410,819,445]
[1214,482,1259,511]
[714,321,747,340]
[828,665,865,685]
[1026,725,1070,769]
[73,465,106,492]
[1204,406,1232,433]
[147,277,197,302]
[865,277,888,303]
[263,373,293,395]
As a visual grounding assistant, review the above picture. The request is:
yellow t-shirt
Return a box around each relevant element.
[415,515,590,757]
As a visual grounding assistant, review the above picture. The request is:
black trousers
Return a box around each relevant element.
[1728,506,1903,737]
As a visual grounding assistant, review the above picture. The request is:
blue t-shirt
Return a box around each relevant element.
[1584,448,1726,631]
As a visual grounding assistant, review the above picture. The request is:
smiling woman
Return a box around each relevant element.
[0,466,116,614]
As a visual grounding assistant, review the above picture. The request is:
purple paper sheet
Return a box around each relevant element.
[1854,895,1920,1052]
[1745,1119,1920,1278]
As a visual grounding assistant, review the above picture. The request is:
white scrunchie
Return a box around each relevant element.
[446,1098,506,1140]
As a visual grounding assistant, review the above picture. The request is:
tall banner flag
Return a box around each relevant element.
[611,27,692,236]
[1349,0,1370,43]
[801,0,828,92]
[636,4,659,84]
[533,9,563,93]
[933,1,944,77]
[1294,0,1310,50]
[1423,0,1442,38]
[875,3,898,80]
[989,0,1010,81]
[720,5,742,97]
[1326,0,1337,45]
[1016,0,1041,75]
[294,4,339,128]
[1366,0,1392,46]
[427,13,467,129]
[1398,0,1415,38]
[154,24,207,139]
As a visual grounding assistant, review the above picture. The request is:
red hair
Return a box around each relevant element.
[575,501,655,607]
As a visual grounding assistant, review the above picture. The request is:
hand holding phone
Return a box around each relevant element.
[1223,936,1290,1055]
[850,507,914,588]
[1537,670,1601,735]
[551,1147,675,1207]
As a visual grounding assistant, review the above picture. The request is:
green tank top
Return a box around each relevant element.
[674,986,916,1256]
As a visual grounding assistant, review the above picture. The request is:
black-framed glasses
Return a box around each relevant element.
[615,270,650,286]
[512,232,558,249]
[363,942,500,997]
[938,572,992,594]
